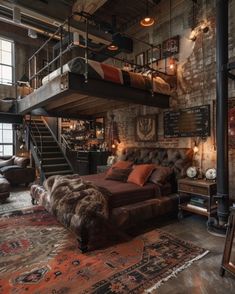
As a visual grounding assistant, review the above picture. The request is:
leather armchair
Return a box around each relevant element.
[0,156,35,186]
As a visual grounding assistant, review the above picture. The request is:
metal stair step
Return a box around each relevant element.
[45,170,73,177]
[43,164,71,172]
[42,152,63,158]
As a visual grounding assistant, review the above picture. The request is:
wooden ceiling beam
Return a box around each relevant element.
[68,101,128,116]
[72,0,108,16]
[46,93,88,110]
[51,96,98,112]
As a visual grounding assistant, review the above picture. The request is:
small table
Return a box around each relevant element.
[178,178,217,224]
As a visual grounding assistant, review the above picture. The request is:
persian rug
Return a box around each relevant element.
[0,207,209,294]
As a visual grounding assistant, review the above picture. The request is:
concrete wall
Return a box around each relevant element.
[106,0,235,196]
[0,21,51,100]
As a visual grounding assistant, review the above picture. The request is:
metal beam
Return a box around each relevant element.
[215,0,229,226]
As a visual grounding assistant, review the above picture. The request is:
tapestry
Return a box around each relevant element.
[0,207,209,294]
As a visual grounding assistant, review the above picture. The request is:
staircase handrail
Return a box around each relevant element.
[42,117,74,172]
[24,117,45,183]
[25,118,43,159]
[61,134,74,151]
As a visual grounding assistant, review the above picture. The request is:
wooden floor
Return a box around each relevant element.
[151,215,235,294]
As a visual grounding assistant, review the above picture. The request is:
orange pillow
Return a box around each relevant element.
[112,160,133,169]
[127,164,156,186]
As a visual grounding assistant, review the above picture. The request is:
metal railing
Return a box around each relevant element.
[24,117,45,182]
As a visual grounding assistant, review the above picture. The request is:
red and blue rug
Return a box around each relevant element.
[0,207,209,293]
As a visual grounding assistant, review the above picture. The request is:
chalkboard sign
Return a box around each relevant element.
[164,105,210,138]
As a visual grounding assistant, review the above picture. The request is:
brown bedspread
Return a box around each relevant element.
[82,173,167,209]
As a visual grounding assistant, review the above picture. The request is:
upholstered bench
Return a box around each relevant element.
[0,175,10,202]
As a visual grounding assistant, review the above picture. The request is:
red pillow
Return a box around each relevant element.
[112,160,133,169]
[105,168,132,182]
[127,164,156,186]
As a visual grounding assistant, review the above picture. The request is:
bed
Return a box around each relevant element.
[18,57,177,116]
[30,147,193,252]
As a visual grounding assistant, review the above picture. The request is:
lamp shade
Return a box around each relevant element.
[140,0,155,27]
[140,17,155,27]
[107,44,119,51]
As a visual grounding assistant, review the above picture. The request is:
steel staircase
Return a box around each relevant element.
[27,116,73,181]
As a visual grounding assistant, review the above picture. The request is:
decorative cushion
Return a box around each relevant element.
[0,157,14,168]
[112,160,133,169]
[127,164,156,186]
[149,166,173,185]
[105,168,132,182]
[14,156,29,168]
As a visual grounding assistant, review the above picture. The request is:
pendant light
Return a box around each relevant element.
[107,42,119,51]
[168,0,176,70]
[107,15,119,51]
[140,0,155,27]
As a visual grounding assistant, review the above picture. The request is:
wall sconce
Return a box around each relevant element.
[189,20,210,41]
[169,57,176,70]
[140,0,155,27]
[189,28,197,41]
[193,144,199,154]
[108,114,120,154]
[193,138,200,154]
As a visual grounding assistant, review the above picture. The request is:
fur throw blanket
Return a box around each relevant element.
[43,174,110,235]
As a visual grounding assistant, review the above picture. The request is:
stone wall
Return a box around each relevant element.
[106,0,235,195]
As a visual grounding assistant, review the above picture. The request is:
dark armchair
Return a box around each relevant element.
[0,156,35,186]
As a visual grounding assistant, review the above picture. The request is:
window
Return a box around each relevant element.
[0,123,13,156]
[0,37,14,85]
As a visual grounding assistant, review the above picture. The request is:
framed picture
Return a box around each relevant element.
[135,52,145,66]
[146,44,161,64]
[162,35,180,58]
[135,115,157,142]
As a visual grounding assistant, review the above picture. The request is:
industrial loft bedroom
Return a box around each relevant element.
[0,0,235,293]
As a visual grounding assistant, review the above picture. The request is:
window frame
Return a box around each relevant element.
[0,123,14,156]
[0,36,15,86]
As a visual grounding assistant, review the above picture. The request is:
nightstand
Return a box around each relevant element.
[178,178,217,223]
[97,165,110,174]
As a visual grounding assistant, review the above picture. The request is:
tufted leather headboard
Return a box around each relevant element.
[119,147,194,190]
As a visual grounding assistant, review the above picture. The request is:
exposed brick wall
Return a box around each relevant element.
[107,0,235,196]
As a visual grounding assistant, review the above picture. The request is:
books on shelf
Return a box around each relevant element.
[186,203,207,212]
[189,197,207,207]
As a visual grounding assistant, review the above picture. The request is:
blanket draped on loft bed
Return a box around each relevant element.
[18,57,177,115]
[42,57,173,96]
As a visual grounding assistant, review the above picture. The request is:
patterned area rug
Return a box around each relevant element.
[0,207,209,294]
[0,188,32,215]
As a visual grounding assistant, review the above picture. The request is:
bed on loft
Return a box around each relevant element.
[17,57,177,117]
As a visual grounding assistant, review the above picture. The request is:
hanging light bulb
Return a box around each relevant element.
[107,43,119,51]
[169,57,175,69]
[140,0,155,27]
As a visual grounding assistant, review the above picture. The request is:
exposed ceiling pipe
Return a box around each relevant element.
[0,0,112,45]
[0,14,60,40]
